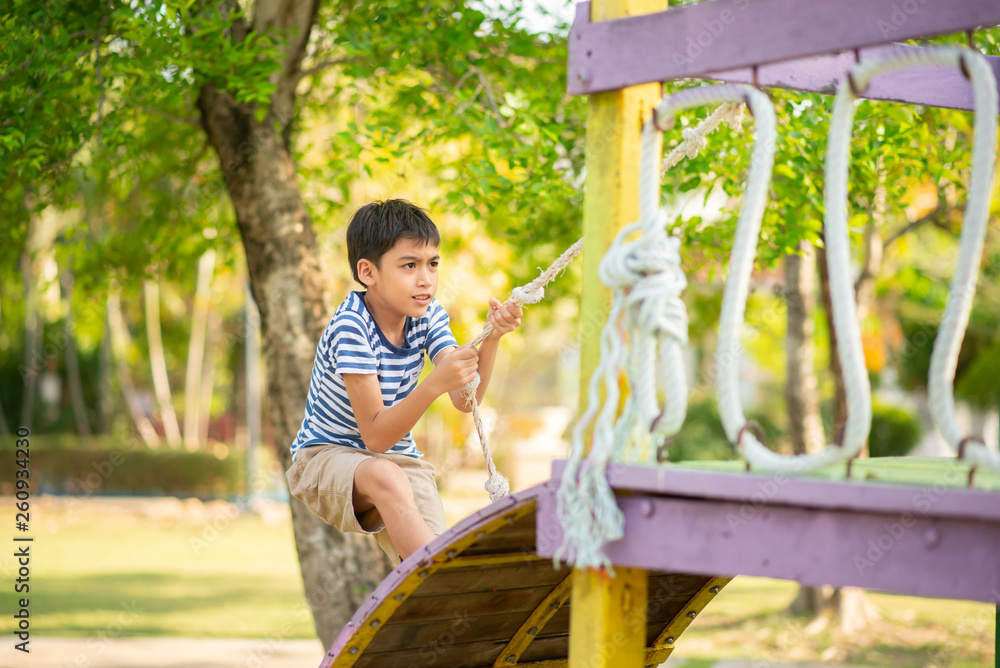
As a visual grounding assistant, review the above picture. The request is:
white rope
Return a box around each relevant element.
[555,85,759,571]
[461,239,584,501]
[716,62,874,472]
[464,99,741,503]
[850,47,1000,475]
[661,101,745,176]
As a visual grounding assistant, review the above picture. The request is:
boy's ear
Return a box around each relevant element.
[357,259,377,287]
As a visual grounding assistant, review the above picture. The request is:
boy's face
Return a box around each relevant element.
[361,237,440,318]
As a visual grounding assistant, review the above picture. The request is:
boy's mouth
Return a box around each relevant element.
[412,294,432,304]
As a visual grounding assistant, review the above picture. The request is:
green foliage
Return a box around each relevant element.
[868,401,922,458]
[664,396,782,463]
[0,436,246,497]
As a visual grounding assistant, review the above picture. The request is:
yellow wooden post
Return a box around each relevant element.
[572,1,666,666]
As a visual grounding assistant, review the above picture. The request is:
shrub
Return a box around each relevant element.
[869,401,921,458]
[0,435,246,498]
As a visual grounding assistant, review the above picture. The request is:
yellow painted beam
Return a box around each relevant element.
[579,0,666,401]
[569,567,649,667]
[574,1,665,667]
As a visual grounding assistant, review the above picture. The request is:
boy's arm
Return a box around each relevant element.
[344,346,479,452]
[446,298,522,412]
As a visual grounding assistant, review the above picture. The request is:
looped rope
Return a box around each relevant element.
[555,85,756,572]
[461,238,585,501]
[715,64,872,472]
[848,47,1000,476]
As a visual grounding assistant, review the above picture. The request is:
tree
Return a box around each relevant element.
[3,0,584,643]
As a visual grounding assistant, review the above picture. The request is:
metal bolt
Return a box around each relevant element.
[924,526,941,548]
[665,637,675,645]
[710,586,720,594]
[370,619,380,628]
[641,499,655,518]
[528,626,538,636]
[506,655,517,663]
[348,647,359,655]
[476,531,486,540]
[506,515,516,525]
[687,610,697,619]
[446,550,456,559]
[393,593,405,601]
[577,67,593,87]
[419,570,429,578]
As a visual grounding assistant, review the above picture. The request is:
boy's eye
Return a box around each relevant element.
[430,261,439,268]
[404,263,415,269]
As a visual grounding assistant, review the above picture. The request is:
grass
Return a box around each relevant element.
[3,495,995,666]
[679,578,996,667]
[4,496,314,638]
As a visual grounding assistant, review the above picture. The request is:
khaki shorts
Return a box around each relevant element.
[285,444,447,566]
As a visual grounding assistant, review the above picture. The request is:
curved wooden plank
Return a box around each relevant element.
[493,573,573,667]
[321,479,727,667]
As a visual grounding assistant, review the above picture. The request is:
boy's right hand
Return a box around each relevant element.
[429,346,479,395]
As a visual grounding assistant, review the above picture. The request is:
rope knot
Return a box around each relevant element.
[681,127,708,158]
[459,372,481,403]
[510,284,545,306]
[724,102,745,132]
[623,233,689,343]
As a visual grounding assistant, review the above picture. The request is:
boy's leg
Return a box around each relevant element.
[353,458,435,559]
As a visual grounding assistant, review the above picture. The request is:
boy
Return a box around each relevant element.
[286,199,522,564]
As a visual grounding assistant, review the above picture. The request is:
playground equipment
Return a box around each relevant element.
[321,1,1000,665]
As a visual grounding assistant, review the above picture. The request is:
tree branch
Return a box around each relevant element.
[883,207,952,251]
[467,62,506,130]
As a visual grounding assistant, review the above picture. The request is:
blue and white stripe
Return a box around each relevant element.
[290,291,458,461]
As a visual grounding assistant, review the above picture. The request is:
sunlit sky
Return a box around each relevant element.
[494,0,576,34]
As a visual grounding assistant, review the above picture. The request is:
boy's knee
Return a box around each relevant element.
[363,459,412,502]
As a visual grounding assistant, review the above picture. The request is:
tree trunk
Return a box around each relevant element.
[784,242,824,456]
[0,277,8,436]
[106,293,162,448]
[817,244,848,437]
[198,80,390,646]
[20,252,40,430]
[184,250,215,449]
[98,309,112,435]
[61,267,92,436]
[145,278,183,446]
[198,310,221,443]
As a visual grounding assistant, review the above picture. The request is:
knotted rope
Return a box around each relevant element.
[467,99,744,504]
[553,86,753,571]
[461,239,584,501]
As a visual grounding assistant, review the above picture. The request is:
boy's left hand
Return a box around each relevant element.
[487,298,522,339]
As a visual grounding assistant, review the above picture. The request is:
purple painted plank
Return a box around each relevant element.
[536,491,1000,603]
[704,43,1000,113]
[550,461,1000,523]
[568,0,1000,95]
[321,481,553,668]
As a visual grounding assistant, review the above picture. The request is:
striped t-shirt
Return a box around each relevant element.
[290,291,458,461]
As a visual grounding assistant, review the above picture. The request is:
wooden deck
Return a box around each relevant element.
[321,480,728,667]
[323,458,1000,667]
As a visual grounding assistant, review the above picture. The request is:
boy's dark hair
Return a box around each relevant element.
[346,199,441,285]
